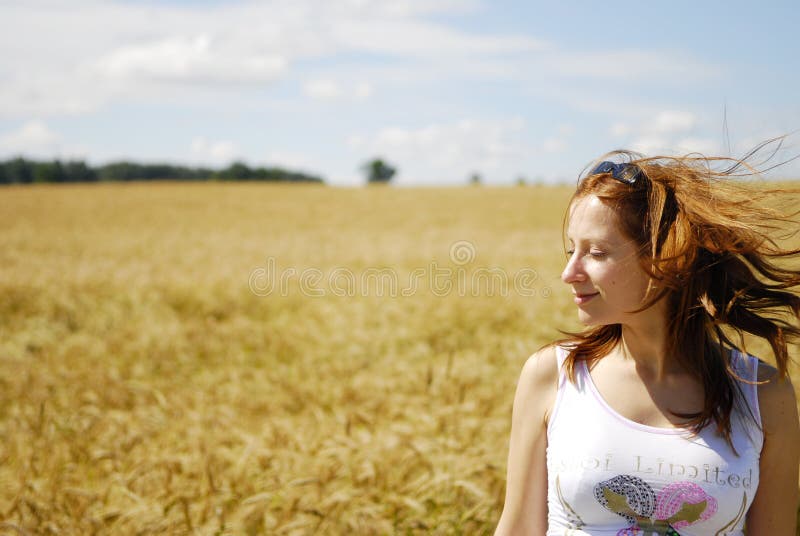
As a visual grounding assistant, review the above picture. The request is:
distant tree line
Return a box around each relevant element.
[0,157,324,185]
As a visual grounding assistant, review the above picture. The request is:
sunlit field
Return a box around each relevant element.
[1,182,798,534]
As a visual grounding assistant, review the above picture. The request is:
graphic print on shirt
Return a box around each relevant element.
[593,475,718,535]
[555,474,586,529]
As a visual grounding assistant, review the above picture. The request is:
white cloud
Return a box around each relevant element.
[0,120,62,158]
[556,124,574,136]
[651,110,696,135]
[0,0,723,124]
[609,123,630,137]
[303,79,372,101]
[350,0,483,17]
[265,150,318,173]
[612,110,721,157]
[0,0,539,118]
[629,136,669,155]
[354,82,373,99]
[331,19,547,58]
[96,34,288,84]
[348,117,529,184]
[541,123,572,153]
[628,135,721,158]
[191,137,239,165]
[542,137,566,153]
[346,134,366,148]
[304,79,343,100]
[0,71,106,118]
[674,137,721,156]
[543,50,722,82]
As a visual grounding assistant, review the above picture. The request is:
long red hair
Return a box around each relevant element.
[558,143,800,447]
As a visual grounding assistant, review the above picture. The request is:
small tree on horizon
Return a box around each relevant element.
[361,158,396,184]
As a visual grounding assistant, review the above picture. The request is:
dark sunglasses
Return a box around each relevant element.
[590,161,644,184]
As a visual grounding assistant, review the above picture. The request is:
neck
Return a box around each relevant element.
[617,302,677,380]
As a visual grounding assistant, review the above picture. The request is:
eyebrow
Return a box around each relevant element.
[565,235,615,247]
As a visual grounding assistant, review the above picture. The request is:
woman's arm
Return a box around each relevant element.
[746,365,800,534]
[495,345,560,536]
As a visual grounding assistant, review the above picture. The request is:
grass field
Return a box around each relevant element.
[0,182,797,534]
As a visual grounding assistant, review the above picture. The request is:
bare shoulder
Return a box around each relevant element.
[754,361,798,433]
[518,344,560,389]
[497,344,562,534]
[514,344,561,424]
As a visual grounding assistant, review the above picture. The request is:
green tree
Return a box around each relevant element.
[33,160,66,183]
[218,161,252,180]
[361,158,396,184]
[4,158,33,184]
[63,161,97,182]
[98,162,140,181]
[0,157,323,184]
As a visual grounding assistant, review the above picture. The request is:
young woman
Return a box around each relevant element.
[495,149,800,535]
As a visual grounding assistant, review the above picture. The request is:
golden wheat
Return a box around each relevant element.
[0,182,797,535]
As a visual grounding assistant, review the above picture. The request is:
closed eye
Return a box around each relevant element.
[566,249,606,258]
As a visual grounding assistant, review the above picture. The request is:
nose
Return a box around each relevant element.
[561,252,586,285]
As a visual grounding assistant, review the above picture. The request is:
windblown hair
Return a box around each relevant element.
[559,139,800,447]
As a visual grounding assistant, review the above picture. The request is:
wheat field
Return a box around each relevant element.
[0,182,797,535]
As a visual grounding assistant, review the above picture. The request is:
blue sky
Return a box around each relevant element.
[1,0,798,185]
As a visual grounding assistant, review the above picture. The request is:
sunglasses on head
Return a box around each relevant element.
[590,161,644,185]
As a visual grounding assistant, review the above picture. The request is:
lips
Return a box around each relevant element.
[573,291,599,305]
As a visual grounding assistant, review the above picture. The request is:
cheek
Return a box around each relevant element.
[603,266,647,299]
[626,275,652,301]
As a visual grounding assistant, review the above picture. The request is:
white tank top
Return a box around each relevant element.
[546,346,762,535]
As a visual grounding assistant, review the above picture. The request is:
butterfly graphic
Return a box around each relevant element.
[594,475,717,536]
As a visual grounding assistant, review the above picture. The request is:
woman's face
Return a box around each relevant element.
[561,194,654,326]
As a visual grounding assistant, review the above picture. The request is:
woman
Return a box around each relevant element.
[495,148,800,535]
